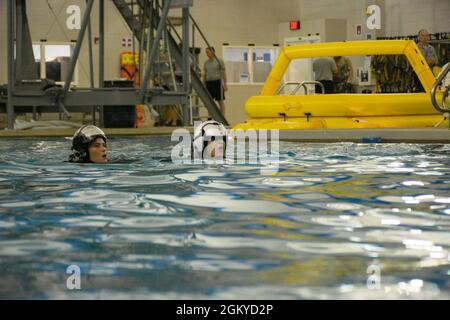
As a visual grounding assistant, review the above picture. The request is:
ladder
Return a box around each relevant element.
[112,0,229,125]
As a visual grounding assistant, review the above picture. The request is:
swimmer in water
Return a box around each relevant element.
[69,125,108,163]
[192,120,228,161]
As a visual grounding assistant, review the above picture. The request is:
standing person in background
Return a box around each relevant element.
[414,29,439,92]
[313,57,337,94]
[333,56,354,93]
[417,29,438,68]
[203,47,228,115]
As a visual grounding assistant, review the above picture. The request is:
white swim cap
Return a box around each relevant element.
[193,121,228,159]
[69,125,107,163]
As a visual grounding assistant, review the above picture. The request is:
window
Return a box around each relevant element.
[33,42,77,85]
[223,46,278,84]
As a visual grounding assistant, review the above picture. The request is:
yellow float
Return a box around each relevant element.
[233,40,448,130]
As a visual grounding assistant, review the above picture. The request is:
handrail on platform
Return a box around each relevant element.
[431,62,450,115]
[276,81,325,95]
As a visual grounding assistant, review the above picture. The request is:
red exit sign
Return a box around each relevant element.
[290,20,301,30]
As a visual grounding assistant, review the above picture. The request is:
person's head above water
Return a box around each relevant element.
[69,125,108,163]
[193,120,228,160]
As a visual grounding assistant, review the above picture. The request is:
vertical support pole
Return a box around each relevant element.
[140,0,172,102]
[191,22,199,122]
[86,0,95,123]
[192,22,196,73]
[7,0,15,130]
[99,0,105,127]
[14,0,38,82]
[62,0,94,97]
[138,0,147,86]
[15,0,23,78]
[181,5,190,125]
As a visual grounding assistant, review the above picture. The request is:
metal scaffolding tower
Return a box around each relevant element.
[2,0,228,129]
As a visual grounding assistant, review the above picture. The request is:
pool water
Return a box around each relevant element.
[0,136,449,299]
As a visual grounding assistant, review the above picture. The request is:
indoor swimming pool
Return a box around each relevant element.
[0,136,449,299]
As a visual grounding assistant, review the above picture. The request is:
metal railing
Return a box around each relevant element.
[117,0,228,125]
[276,81,325,95]
[431,63,450,115]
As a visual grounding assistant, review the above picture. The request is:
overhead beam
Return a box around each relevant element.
[10,90,188,107]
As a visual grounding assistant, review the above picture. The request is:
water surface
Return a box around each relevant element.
[0,137,449,299]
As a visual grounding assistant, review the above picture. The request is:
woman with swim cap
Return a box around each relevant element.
[192,120,228,160]
[69,125,108,163]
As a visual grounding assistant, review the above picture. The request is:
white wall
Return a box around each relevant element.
[385,0,450,36]
[191,0,300,49]
[297,0,450,39]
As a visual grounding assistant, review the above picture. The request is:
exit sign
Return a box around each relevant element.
[290,20,301,30]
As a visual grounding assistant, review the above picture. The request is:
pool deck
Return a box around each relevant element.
[278,128,450,143]
[0,127,449,143]
[0,127,187,138]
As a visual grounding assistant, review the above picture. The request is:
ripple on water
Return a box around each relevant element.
[107,253,266,273]
[308,208,447,230]
[286,241,384,256]
[185,256,268,272]
[401,180,429,187]
[1,139,450,299]
[174,171,226,182]
[0,166,41,176]
[95,174,178,186]
[378,195,450,204]
[0,240,72,256]
[0,220,19,228]
[307,202,369,212]
[365,229,450,248]
[40,189,178,215]
[198,180,242,190]
[107,216,206,229]
[97,199,176,215]
[261,178,309,187]
[41,189,136,205]
[145,192,296,214]
[0,201,36,208]
[42,279,448,299]
[61,215,206,229]
[415,171,445,176]
[287,193,332,201]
